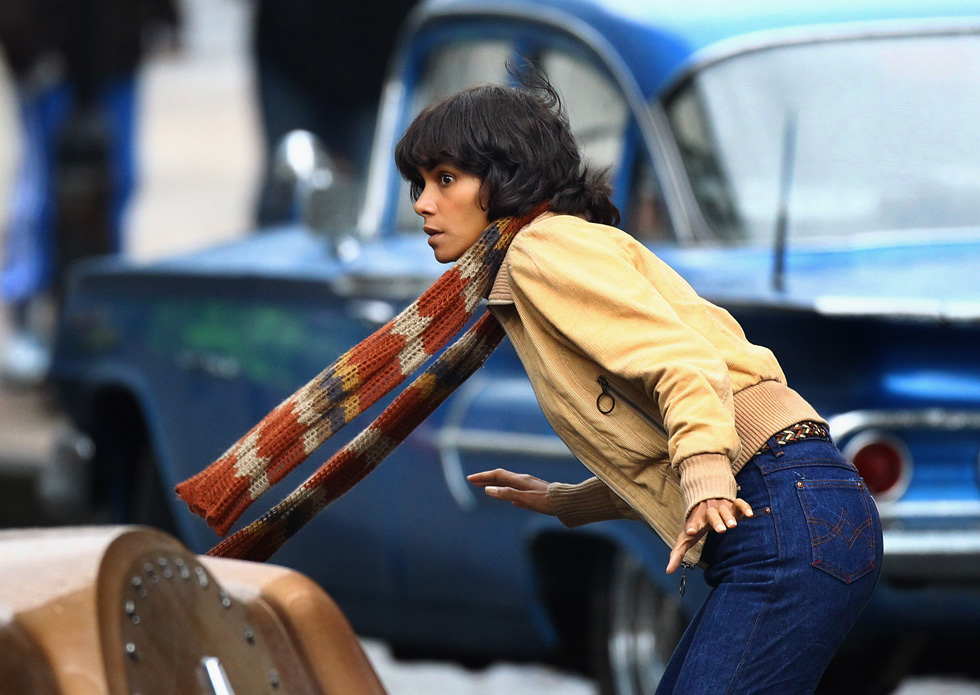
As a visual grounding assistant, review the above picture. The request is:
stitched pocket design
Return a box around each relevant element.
[795,479,876,583]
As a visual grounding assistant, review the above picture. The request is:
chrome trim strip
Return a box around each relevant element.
[435,428,575,459]
[883,529,980,557]
[813,296,980,323]
[879,499,980,520]
[359,79,406,238]
[828,409,980,441]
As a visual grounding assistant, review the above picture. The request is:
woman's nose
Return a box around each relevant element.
[414,187,435,217]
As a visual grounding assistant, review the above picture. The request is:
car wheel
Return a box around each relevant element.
[594,551,685,695]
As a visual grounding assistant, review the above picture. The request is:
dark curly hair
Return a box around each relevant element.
[394,69,620,226]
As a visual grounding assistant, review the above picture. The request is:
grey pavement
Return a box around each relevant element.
[0,1,974,693]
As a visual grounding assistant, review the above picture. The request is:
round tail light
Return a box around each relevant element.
[843,432,911,502]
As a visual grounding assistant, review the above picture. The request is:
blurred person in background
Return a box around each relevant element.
[250,0,417,226]
[0,0,180,384]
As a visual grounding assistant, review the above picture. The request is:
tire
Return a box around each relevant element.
[130,445,178,536]
[594,552,686,695]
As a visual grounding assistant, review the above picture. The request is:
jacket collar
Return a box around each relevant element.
[487,211,556,306]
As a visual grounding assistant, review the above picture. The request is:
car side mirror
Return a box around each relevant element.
[272,130,362,260]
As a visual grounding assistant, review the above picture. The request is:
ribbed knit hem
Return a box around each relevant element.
[732,380,825,471]
[678,453,739,520]
[548,477,641,528]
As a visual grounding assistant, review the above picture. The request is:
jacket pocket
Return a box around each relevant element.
[596,375,667,435]
[795,478,877,583]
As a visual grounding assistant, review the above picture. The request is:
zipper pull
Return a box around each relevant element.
[679,562,692,597]
[596,376,616,414]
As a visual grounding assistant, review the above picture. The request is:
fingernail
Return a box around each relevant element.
[486,486,499,496]
[746,509,754,516]
[687,527,695,534]
[727,519,736,527]
[716,524,725,532]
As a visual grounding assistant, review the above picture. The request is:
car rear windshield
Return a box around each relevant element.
[664,32,980,245]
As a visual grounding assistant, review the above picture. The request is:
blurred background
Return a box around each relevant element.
[0,1,977,693]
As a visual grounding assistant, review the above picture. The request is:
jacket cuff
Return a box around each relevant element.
[678,453,738,520]
[548,477,641,528]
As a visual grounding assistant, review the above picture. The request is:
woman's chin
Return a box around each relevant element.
[432,247,460,264]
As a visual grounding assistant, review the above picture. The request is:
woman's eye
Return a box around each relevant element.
[439,173,454,186]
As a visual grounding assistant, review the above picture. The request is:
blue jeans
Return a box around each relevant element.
[656,436,883,694]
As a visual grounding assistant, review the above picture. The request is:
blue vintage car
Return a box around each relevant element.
[50,1,980,693]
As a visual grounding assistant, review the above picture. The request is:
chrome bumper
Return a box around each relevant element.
[882,526,980,580]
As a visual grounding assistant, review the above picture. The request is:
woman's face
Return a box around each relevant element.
[414,165,489,263]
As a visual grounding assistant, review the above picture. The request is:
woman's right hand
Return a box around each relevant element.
[466,468,555,515]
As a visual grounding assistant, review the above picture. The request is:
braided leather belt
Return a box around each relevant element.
[759,420,830,455]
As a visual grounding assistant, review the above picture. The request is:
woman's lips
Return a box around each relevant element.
[424,227,442,246]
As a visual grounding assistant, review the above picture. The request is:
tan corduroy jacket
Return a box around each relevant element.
[487,213,823,562]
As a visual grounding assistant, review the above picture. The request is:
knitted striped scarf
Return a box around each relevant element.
[176,209,540,562]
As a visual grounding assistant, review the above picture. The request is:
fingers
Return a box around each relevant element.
[735,498,754,519]
[467,468,548,493]
[467,469,554,515]
[694,499,755,533]
[667,530,695,574]
[670,498,755,573]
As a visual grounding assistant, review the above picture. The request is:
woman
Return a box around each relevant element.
[393,76,882,693]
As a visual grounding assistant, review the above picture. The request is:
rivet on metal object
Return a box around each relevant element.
[269,669,280,688]
[244,627,255,644]
[125,642,139,661]
[124,600,136,616]
[132,576,147,597]
[796,481,804,488]
[764,507,772,514]
[195,566,209,589]
[158,557,173,579]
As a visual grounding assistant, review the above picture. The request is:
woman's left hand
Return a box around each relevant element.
[666,498,754,573]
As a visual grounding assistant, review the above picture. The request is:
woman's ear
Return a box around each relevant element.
[478,182,491,213]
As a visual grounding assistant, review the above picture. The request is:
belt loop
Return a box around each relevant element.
[767,436,785,457]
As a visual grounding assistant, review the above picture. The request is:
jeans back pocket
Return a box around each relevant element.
[795,478,877,583]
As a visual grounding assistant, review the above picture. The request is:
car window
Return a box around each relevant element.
[409,40,514,115]
[625,153,675,242]
[396,40,514,230]
[542,48,674,243]
[538,49,628,177]
[665,33,980,245]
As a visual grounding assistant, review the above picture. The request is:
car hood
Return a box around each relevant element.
[73,227,980,323]
[658,234,980,323]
